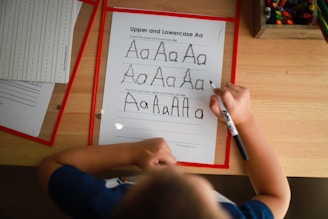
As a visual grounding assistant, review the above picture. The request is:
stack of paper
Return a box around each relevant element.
[0,0,82,137]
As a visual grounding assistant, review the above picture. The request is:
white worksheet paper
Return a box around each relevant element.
[0,80,54,136]
[0,0,76,83]
[0,1,82,137]
[99,10,226,164]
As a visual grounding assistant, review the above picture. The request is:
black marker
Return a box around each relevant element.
[209,81,249,160]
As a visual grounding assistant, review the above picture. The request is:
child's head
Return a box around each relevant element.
[111,167,230,219]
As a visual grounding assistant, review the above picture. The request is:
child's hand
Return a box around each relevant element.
[134,138,176,170]
[209,83,252,126]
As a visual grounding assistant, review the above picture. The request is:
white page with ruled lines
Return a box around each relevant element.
[0,0,75,83]
[0,80,55,136]
[99,9,226,164]
[0,1,82,137]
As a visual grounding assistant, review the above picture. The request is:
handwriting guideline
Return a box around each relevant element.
[99,9,226,164]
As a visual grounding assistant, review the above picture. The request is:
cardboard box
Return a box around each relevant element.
[254,0,323,39]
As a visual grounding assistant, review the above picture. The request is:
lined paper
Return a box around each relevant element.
[0,1,82,137]
[0,0,76,83]
[0,80,54,136]
[99,9,226,164]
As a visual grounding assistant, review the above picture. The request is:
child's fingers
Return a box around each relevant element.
[225,83,247,95]
[209,95,225,122]
[219,88,236,111]
[213,86,235,100]
[223,83,240,96]
[212,88,223,96]
[209,95,220,115]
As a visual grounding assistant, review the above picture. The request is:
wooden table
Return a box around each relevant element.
[1,0,328,178]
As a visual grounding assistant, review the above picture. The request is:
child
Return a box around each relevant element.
[39,83,290,219]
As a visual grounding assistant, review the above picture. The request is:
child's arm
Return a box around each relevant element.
[38,138,176,191]
[210,83,291,219]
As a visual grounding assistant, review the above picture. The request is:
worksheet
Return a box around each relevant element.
[0,80,54,136]
[0,0,76,83]
[99,9,226,164]
[0,1,82,137]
